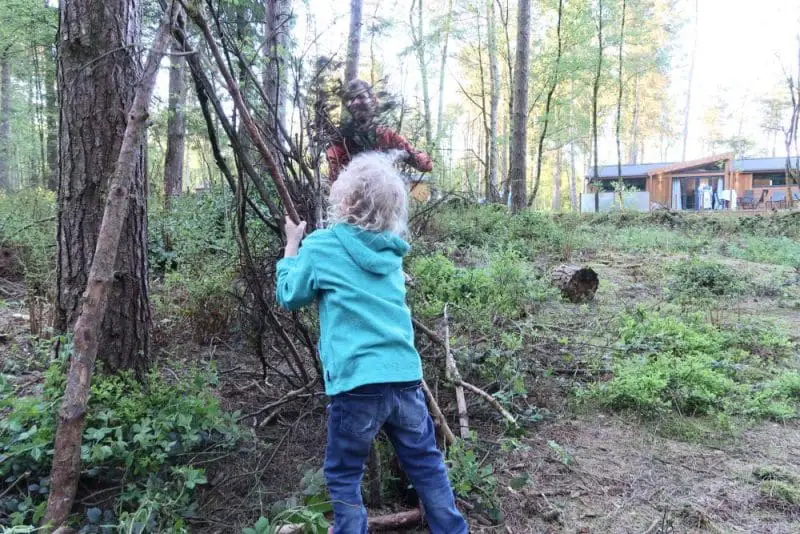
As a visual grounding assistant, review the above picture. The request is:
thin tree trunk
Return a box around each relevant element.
[615,0,626,187]
[32,46,48,188]
[629,73,639,164]
[43,17,171,529]
[264,0,290,131]
[45,42,58,191]
[568,141,577,210]
[0,49,11,189]
[486,0,500,201]
[529,0,563,206]
[345,0,363,82]
[552,147,562,211]
[410,0,432,148]
[498,0,514,204]
[681,0,698,161]
[164,40,186,205]
[55,0,151,373]
[509,0,531,213]
[591,0,603,182]
[436,0,454,146]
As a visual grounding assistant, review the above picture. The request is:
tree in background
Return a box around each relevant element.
[509,0,531,213]
[346,0,363,82]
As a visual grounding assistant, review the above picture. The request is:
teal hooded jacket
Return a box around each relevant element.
[275,224,423,396]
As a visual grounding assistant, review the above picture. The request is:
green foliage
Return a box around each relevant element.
[264,468,330,534]
[0,189,56,291]
[409,249,555,325]
[588,310,799,420]
[665,259,742,303]
[0,359,239,529]
[446,437,498,512]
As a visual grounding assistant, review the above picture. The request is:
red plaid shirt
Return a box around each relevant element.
[325,126,433,183]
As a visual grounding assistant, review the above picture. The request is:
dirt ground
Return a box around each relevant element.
[3,244,800,533]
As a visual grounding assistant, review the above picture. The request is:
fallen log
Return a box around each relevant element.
[275,508,423,533]
[550,264,599,303]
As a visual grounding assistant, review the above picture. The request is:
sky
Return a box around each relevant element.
[674,0,800,162]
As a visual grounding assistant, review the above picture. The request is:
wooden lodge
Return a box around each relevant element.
[587,154,799,211]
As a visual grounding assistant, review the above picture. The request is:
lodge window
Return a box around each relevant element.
[752,173,786,187]
[598,178,646,192]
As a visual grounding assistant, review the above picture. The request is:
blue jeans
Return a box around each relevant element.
[325,381,468,534]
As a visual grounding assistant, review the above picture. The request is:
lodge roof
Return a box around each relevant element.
[587,156,791,181]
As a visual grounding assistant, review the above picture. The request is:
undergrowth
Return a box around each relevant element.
[0,341,239,531]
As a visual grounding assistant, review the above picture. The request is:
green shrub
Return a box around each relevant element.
[409,249,555,324]
[664,258,742,305]
[589,310,799,420]
[0,354,239,528]
[0,188,56,292]
[447,437,498,514]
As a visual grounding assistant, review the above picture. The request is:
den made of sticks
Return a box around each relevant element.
[1,0,800,533]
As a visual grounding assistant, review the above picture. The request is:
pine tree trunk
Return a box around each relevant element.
[486,0,500,201]
[568,141,578,211]
[552,147,562,212]
[345,0,363,82]
[435,0,454,146]
[164,41,186,204]
[591,0,603,182]
[264,0,290,131]
[0,49,11,189]
[55,0,151,374]
[681,0,698,161]
[45,43,59,191]
[509,0,531,213]
[410,0,432,148]
[629,73,640,164]
[615,0,626,187]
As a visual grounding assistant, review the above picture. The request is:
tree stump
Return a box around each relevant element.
[551,264,599,303]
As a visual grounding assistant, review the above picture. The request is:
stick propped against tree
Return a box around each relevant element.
[42,14,174,530]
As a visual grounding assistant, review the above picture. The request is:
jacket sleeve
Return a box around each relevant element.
[275,245,318,311]
[326,143,348,183]
[375,127,433,173]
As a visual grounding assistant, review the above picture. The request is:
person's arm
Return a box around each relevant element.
[276,218,316,311]
[375,127,433,173]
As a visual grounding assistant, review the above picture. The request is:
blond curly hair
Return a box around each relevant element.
[328,151,409,235]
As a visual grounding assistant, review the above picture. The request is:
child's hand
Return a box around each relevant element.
[284,217,307,257]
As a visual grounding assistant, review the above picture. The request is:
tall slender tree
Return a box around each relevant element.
[164,41,186,204]
[410,0,432,147]
[591,0,604,182]
[345,0,363,82]
[0,46,10,189]
[509,0,531,213]
[55,0,151,372]
[681,0,698,161]
[615,0,626,186]
[486,0,500,201]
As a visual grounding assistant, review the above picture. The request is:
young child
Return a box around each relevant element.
[276,153,468,534]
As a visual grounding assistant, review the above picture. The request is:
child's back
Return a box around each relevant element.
[275,153,468,534]
[277,223,422,395]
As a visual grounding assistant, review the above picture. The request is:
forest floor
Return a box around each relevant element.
[3,211,800,533]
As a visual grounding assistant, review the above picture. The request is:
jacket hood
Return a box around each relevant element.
[332,224,409,275]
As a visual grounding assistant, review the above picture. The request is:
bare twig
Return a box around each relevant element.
[444,304,470,439]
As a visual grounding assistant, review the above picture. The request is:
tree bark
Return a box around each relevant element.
[529,0,563,206]
[0,48,11,189]
[615,0,626,188]
[509,0,531,213]
[345,0,363,82]
[43,17,172,529]
[551,264,599,303]
[629,73,640,164]
[264,0,290,132]
[410,0,432,148]
[568,141,578,211]
[435,0,454,147]
[552,147,562,212]
[486,0,500,201]
[164,40,186,204]
[55,0,151,373]
[591,0,603,182]
[681,0,697,161]
[45,42,58,191]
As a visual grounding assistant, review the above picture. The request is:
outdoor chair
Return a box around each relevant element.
[740,189,755,209]
[769,190,787,210]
